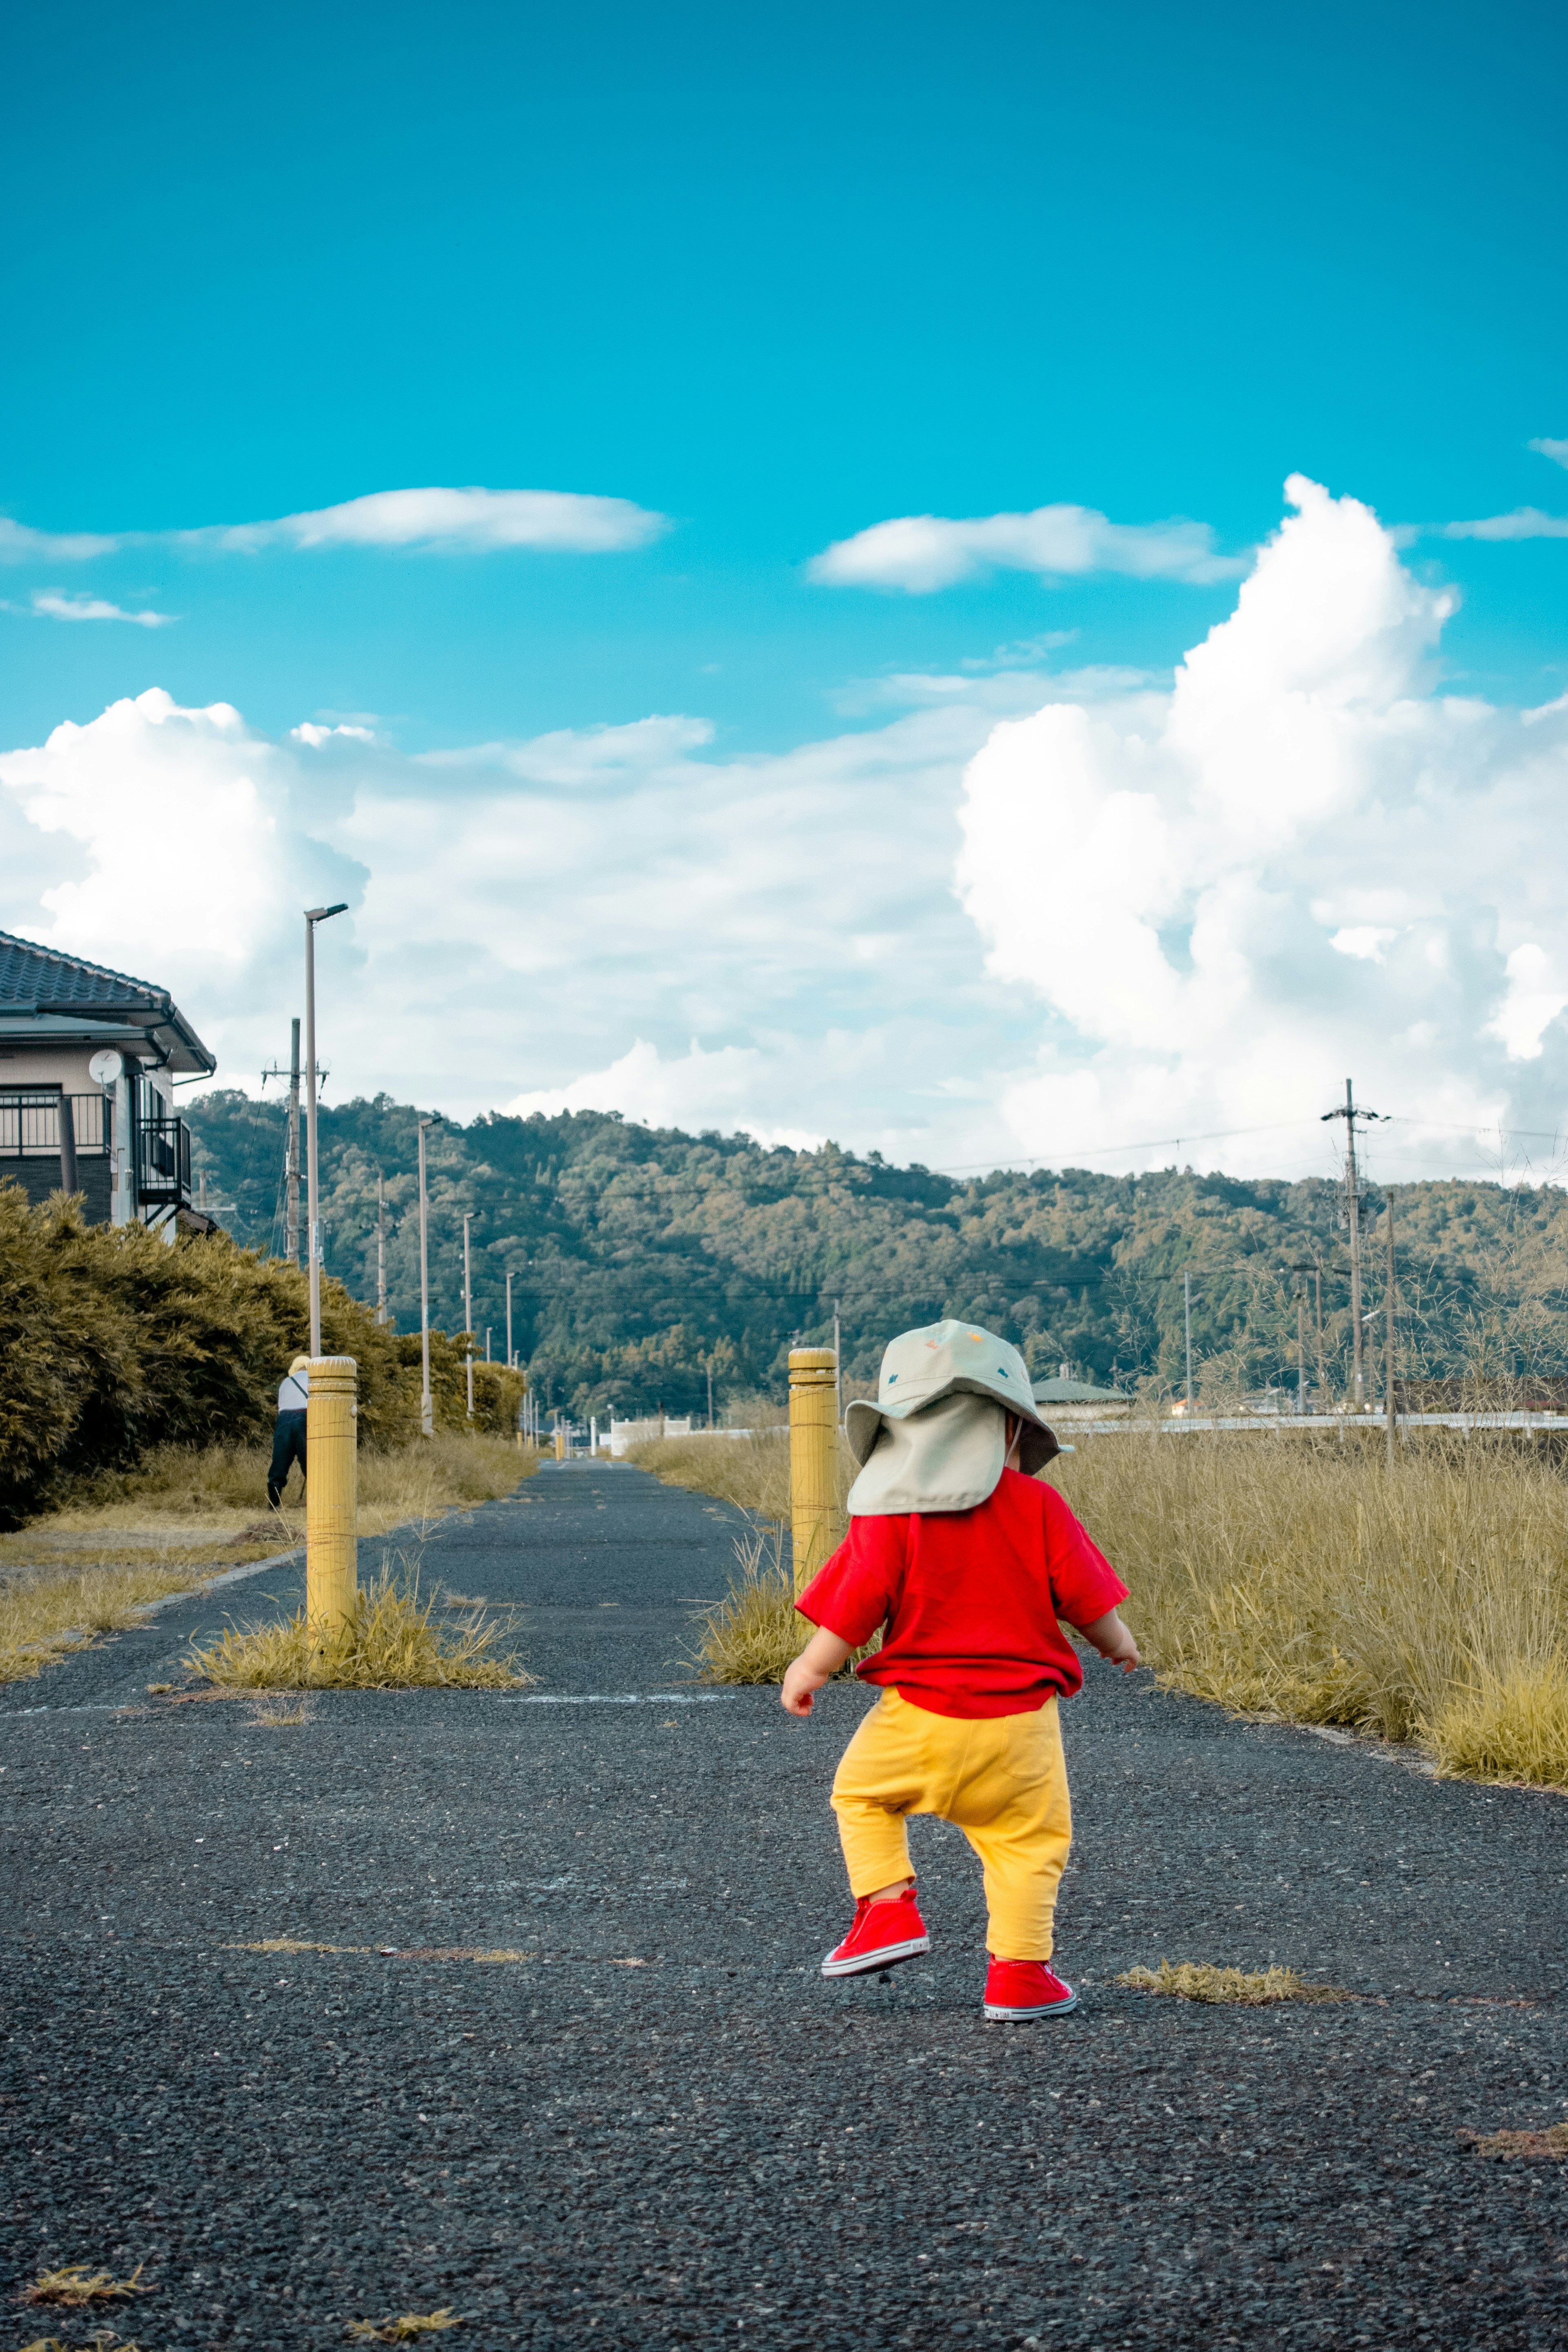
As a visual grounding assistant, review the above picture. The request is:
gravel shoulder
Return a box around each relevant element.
[3,1461,1565,2350]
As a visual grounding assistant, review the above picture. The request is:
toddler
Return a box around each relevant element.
[783,1319,1136,2020]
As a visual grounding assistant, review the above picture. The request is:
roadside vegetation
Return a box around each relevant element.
[189,1552,530,1690]
[636,1426,1568,1789]
[0,1432,537,1685]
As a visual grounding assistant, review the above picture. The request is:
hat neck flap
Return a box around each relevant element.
[846,1391,1009,1517]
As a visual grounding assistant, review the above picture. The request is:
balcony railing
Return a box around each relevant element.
[136,1112,192,1207]
[0,1092,109,1157]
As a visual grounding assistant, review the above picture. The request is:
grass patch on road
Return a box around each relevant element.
[347,2311,463,2341]
[1118,1960,1354,2005]
[189,1557,531,1690]
[1460,2121,1568,2161]
[688,1523,879,1684]
[22,2260,150,2306]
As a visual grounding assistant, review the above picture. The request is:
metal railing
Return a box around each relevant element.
[135,1112,192,1206]
[0,1092,109,1156]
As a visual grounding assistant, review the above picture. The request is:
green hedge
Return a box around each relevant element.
[0,1184,526,1526]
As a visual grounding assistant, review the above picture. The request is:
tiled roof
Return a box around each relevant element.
[0,929,167,1008]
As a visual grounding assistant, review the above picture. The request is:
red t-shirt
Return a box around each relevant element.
[795,1468,1129,1719]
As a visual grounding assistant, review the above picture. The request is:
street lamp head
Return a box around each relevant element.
[419,1113,442,1130]
[305,902,350,923]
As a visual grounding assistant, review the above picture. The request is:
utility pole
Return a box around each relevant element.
[1314,1258,1325,1403]
[376,1171,388,1324]
[304,904,348,1356]
[286,1018,301,1265]
[417,1115,440,1437]
[1183,1271,1194,1412]
[506,1270,514,1369]
[1322,1079,1386,1409]
[1385,1197,1398,1470]
[486,1327,491,1362]
[706,1355,715,1430]
[1296,1282,1307,1415]
[463,1212,474,1419]
[833,1297,842,1430]
[261,1022,303,1263]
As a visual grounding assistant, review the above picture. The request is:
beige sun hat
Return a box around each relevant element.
[845,1319,1058,1515]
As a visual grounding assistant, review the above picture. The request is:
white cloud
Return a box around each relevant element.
[808,502,1243,593]
[507,1038,825,1150]
[25,590,174,627]
[205,486,668,556]
[4,476,1566,1184]
[1528,438,1568,469]
[0,518,121,564]
[954,474,1568,1176]
[0,487,667,567]
[1441,507,1568,542]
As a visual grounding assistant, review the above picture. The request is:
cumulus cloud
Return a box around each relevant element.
[955,473,1568,1177]
[1528,438,1568,469]
[0,684,1002,1158]
[4,479,1566,1183]
[24,590,174,626]
[0,487,667,567]
[808,502,1243,593]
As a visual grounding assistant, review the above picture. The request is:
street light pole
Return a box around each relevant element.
[1184,1271,1194,1413]
[304,903,349,1357]
[506,1270,513,1369]
[417,1114,441,1437]
[463,1212,474,1419]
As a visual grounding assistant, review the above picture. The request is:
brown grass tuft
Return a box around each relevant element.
[23,2261,150,2306]
[1459,2121,1568,2160]
[1117,1959,1354,2005]
[188,1556,532,1690]
[686,1521,879,1684]
[346,2310,463,2341]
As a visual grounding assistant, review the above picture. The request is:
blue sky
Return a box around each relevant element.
[4,0,1568,1184]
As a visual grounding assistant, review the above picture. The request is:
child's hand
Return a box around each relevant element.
[1080,1607,1140,1674]
[781,1657,829,1717]
[780,1624,855,1715]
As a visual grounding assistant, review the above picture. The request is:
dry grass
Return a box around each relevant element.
[1459,2121,1568,2161]
[687,1520,880,1684]
[22,2263,149,2307]
[248,1694,313,1726]
[615,1420,1568,1789]
[0,1562,215,1686]
[1117,1960,1353,2005]
[1054,1434,1568,1786]
[0,1433,537,1687]
[4,1428,539,1567]
[346,2312,463,2341]
[188,1555,531,1690]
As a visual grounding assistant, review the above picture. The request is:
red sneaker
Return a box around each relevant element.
[821,1888,931,1978]
[983,1958,1078,2020]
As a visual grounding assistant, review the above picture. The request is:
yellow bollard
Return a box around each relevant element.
[555,1424,566,1462]
[788,1347,840,1594]
[306,1356,358,1675]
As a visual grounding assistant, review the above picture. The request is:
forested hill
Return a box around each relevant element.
[186,1092,1568,1421]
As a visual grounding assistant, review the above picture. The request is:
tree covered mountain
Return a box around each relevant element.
[187,1091,1568,1421]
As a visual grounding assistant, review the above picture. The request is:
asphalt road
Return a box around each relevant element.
[2,1460,1565,2350]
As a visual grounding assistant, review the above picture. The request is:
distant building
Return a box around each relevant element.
[0,930,216,1232]
[1032,1374,1131,1422]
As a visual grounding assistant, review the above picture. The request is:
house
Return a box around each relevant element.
[0,930,216,1232]
[1032,1373,1131,1422]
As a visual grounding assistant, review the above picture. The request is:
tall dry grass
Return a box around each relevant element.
[633,1424,1568,1787]
[189,1553,530,1690]
[1054,1433,1568,1781]
[0,1432,540,1684]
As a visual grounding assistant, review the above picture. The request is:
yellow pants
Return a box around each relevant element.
[831,1686,1073,1961]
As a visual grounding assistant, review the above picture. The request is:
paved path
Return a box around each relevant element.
[2,1462,1565,2349]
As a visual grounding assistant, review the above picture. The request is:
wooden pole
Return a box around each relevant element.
[788,1347,839,1595]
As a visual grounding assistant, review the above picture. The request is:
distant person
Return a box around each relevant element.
[268,1354,310,1508]
[783,1319,1138,2022]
